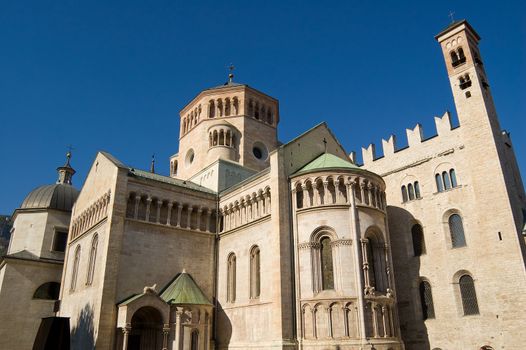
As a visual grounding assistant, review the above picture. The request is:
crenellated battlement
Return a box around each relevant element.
[358,111,457,166]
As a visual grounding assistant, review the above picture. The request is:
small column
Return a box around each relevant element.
[371,303,379,338]
[368,184,375,207]
[133,194,141,219]
[173,307,183,350]
[327,306,333,338]
[196,207,202,231]
[205,209,212,232]
[145,197,152,221]
[176,203,183,228]
[342,306,349,337]
[156,200,162,223]
[312,308,317,339]
[360,182,367,205]
[266,192,271,214]
[384,243,392,291]
[122,324,131,350]
[389,306,395,337]
[323,180,330,204]
[302,184,309,208]
[162,324,170,350]
[166,201,173,225]
[381,305,388,337]
[361,238,370,291]
[187,206,193,229]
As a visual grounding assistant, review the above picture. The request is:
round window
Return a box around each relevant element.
[185,149,195,167]
[252,142,268,161]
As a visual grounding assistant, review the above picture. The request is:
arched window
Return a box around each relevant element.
[458,47,465,60]
[209,100,215,118]
[442,171,451,190]
[70,245,81,292]
[401,186,408,202]
[191,330,199,350]
[250,246,260,299]
[450,169,457,187]
[449,214,466,248]
[450,50,459,64]
[411,224,426,256]
[408,183,415,200]
[414,181,421,198]
[435,174,444,192]
[86,234,98,286]
[296,184,304,209]
[34,282,60,300]
[254,102,260,119]
[459,275,479,315]
[320,237,334,290]
[227,253,236,303]
[419,280,435,319]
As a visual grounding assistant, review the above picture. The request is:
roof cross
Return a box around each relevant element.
[448,10,455,23]
[228,64,235,83]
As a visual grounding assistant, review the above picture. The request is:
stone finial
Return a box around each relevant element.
[143,284,157,294]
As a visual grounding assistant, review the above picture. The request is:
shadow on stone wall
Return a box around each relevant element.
[215,301,232,348]
[387,206,430,350]
[71,304,95,350]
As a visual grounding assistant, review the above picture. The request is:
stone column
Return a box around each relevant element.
[133,194,141,219]
[342,306,349,337]
[327,306,333,338]
[145,197,152,221]
[162,324,170,350]
[176,203,183,228]
[196,207,202,231]
[122,324,131,350]
[381,305,388,337]
[173,307,183,350]
[361,238,371,292]
[323,180,330,204]
[205,209,211,232]
[360,181,367,205]
[384,243,391,291]
[187,206,193,229]
[166,202,173,225]
[156,200,162,223]
[371,303,379,338]
[302,184,309,208]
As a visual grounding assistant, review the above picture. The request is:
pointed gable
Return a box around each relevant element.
[160,272,212,306]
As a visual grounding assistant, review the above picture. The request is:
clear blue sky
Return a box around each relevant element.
[1,1,525,214]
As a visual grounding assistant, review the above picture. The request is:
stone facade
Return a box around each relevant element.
[0,19,525,350]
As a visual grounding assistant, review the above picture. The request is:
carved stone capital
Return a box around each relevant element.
[330,239,353,247]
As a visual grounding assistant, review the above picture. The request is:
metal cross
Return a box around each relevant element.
[228,64,235,83]
[448,11,455,23]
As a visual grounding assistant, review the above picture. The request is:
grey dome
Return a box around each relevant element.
[20,184,79,212]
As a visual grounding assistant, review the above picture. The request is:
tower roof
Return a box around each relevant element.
[294,153,359,175]
[435,19,481,40]
[160,272,212,306]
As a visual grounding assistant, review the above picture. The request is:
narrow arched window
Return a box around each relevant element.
[408,183,415,200]
[442,171,451,190]
[70,245,81,292]
[227,253,236,303]
[366,238,377,289]
[401,186,408,202]
[411,224,426,256]
[34,282,61,300]
[459,275,479,315]
[458,47,465,60]
[450,169,457,187]
[435,174,444,192]
[320,237,334,290]
[191,330,199,350]
[419,281,435,319]
[414,181,421,198]
[209,100,215,118]
[86,234,98,286]
[449,214,466,248]
[250,246,260,299]
[296,185,304,209]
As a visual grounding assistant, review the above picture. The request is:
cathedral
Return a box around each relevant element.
[0,19,525,350]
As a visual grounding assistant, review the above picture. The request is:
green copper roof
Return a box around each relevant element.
[160,272,212,306]
[295,153,359,175]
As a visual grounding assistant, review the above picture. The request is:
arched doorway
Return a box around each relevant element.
[129,306,163,350]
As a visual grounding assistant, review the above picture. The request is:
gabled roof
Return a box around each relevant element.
[160,272,212,306]
[128,168,216,195]
[435,19,480,40]
[294,153,359,175]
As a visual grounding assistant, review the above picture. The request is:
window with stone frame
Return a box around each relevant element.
[52,229,68,252]
[250,246,260,299]
[227,253,236,303]
[411,224,426,256]
[320,236,335,290]
[449,214,466,248]
[459,275,479,315]
[34,282,60,300]
[419,280,435,320]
